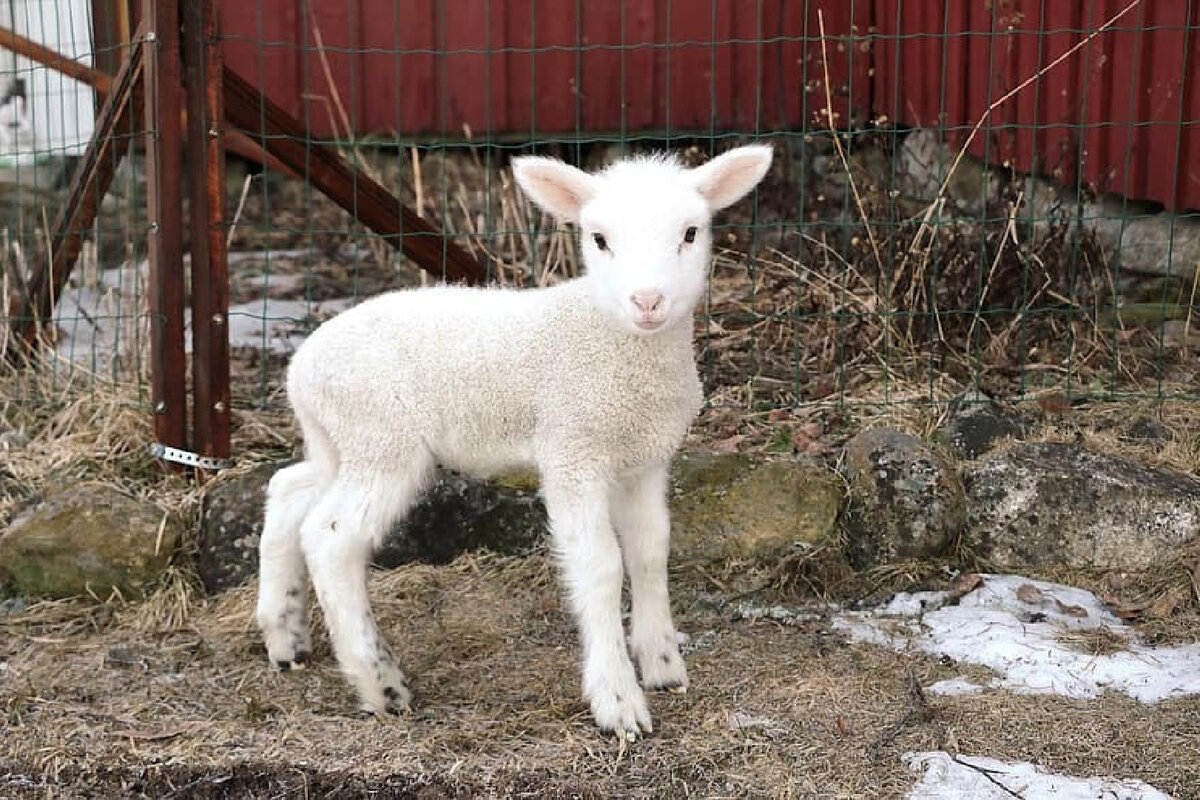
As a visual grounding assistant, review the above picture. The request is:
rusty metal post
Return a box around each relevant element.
[182,0,229,467]
[143,0,188,456]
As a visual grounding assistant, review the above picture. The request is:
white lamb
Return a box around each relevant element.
[255,143,774,738]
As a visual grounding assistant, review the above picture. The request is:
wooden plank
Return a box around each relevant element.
[144,0,188,453]
[183,0,230,463]
[3,23,145,362]
[223,65,487,285]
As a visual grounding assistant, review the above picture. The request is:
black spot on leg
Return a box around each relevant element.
[661,654,671,664]
[286,588,300,599]
[383,686,401,701]
[615,694,622,703]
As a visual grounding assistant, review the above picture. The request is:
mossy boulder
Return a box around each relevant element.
[0,484,180,599]
[842,428,967,568]
[669,452,843,564]
[196,453,843,593]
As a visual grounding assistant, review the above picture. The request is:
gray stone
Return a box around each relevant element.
[895,128,1001,217]
[0,484,181,599]
[198,462,288,594]
[196,452,843,593]
[197,462,547,593]
[373,472,546,569]
[964,442,1200,570]
[842,428,967,568]
[936,389,1027,460]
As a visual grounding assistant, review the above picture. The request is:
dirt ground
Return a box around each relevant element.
[2,549,1198,799]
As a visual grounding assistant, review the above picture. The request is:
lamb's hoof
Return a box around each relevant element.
[638,647,689,694]
[262,623,313,672]
[273,652,311,672]
[591,685,653,740]
[356,660,413,717]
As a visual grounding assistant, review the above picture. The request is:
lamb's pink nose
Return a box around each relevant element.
[631,291,664,316]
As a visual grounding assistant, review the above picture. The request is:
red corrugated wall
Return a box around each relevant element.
[873,0,1200,211]
[219,0,1200,210]
[220,2,871,137]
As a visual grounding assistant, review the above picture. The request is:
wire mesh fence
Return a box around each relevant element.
[2,0,1198,451]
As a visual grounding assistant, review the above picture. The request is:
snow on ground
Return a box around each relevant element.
[51,260,354,365]
[904,751,1172,800]
[833,574,1200,703]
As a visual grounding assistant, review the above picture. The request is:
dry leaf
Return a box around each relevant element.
[948,573,983,602]
[710,434,745,454]
[801,440,832,456]
[1036,393,1071,415]
[1052,599,1089,619]
[1148,592,1179,620]
[797,422,823,439]
[1015,583,1046,605]
[767,408,792,423]
[1101,593,1147,620]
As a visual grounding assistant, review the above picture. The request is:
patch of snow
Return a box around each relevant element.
[50,263,356,364]
[904,751,1172,800]
[833,574,1200,703]
[925,678,983,696]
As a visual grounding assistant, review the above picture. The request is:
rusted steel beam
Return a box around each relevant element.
[222,67,487,286]
[3,23,146,362]
[143,0,188,453]
[182,0,229,465]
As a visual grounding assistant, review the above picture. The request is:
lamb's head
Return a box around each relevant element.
[513,144,773,335]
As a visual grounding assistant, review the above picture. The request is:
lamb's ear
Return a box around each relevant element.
[687,144,774,211]
[511,156,597,223]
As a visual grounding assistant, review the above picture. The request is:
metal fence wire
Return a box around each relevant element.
[2,0,1198,460]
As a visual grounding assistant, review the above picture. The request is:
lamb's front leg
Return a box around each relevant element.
[542,473,652,739]
[612,464,687,693]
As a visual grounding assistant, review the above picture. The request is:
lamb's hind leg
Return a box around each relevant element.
[300,459,431,715]
[256,461,324,669]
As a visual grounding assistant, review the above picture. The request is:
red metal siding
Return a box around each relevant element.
[872,0,1200,211]
[218,1,1200,209]
[219,1,872,138]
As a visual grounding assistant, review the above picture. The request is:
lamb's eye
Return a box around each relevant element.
[684,226,698,244]
[592,233,609,252]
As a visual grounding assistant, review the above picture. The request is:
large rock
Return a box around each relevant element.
[0,484,181,598]
[842,428,966,568]
[964,442,1200,570]
[895,128,1001,217]
[198,464,546,593]
[197,453,843,593]
[669,452,843,564]
[936,389,1028,460]
[198,462,289,594]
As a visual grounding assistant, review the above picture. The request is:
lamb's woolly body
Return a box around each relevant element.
[256,143,773,738]
[288,279,702,482]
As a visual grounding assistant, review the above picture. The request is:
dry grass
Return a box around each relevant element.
[2,550,1199,799]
